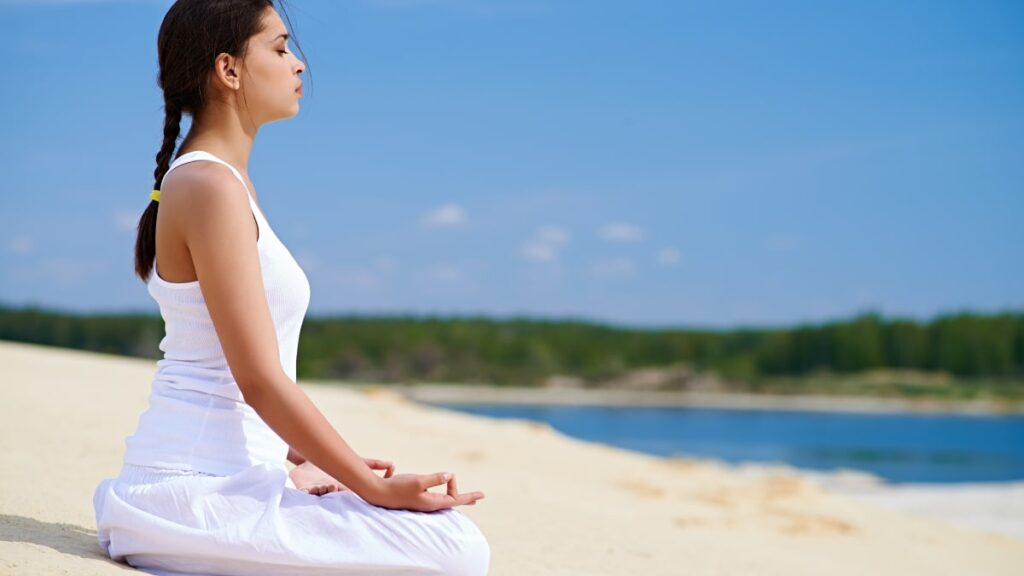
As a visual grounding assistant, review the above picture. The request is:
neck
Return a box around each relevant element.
[178,100,258,176]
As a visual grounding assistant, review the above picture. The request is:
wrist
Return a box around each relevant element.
[356,471,386,504]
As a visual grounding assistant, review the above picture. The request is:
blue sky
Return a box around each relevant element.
[0,0,1021,329]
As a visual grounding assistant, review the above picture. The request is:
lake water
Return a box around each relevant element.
[429,403,1024,484]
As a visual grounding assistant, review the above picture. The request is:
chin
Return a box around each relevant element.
[268,106,300,123]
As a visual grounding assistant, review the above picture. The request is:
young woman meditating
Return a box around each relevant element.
[92,1,490,574]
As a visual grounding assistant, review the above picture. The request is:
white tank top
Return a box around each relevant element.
[122,150,311,476]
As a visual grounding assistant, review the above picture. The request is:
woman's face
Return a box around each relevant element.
[238,7,305,124]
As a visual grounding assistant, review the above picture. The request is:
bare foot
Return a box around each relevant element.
[289,461,350,496]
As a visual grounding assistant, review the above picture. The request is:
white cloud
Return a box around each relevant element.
[287,223,314,240]
[328,267,379,289]
[7,235,33,255]
[420,202,465,228]
[600,222,644,242]
[294,251,321,273]
[537,225,569,246]
[37,258,112,287]
[304,256,396,287]
[521,241,556,262]
[112,210,138,233]
[429,264,463,282]
[656,247,682,266]
[590,257,635,278]
[521,225,570,263]
[374,256,399,273]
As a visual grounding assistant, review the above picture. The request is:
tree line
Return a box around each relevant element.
[1,303,1021,387]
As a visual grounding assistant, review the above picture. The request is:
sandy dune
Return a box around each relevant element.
[1,339,1022,575]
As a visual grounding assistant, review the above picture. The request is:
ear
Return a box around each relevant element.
[212,52,241,91]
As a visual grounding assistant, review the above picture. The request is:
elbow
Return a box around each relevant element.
[237,380,263,407]
[235,371,281,407]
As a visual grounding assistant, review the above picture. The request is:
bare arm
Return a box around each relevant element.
[172,165,382,502]
[243,376,381,497]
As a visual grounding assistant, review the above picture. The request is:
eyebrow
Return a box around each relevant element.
[271,33,289,42]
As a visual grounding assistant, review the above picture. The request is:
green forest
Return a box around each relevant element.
[2,303,1022,400]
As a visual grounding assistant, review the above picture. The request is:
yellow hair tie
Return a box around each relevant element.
[150,189,161,202]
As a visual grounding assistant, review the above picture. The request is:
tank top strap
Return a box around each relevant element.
[162,150,267,225]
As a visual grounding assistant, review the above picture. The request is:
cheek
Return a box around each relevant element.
[264,60,293,87]
[252,72,284,100]
[250,56,285,88]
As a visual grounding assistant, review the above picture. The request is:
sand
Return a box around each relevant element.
[1,338,1022,575]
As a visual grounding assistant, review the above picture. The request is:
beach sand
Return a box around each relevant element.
[1,339,1022,575]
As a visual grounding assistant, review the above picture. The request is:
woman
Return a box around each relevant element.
[92,1,490,574]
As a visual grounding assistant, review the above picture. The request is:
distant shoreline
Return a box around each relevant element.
[317,381,1024,415]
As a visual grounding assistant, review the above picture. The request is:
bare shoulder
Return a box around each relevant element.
[160,161,247,207]
[160,161,253,244]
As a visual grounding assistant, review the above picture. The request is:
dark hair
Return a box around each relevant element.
[134,0,309,282]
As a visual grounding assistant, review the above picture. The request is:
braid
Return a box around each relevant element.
[153,99,183,192]
[137,100,183,282]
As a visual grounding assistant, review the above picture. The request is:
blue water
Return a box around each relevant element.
[429,403,1024,484]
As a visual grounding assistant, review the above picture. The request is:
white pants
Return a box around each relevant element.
[93,463,491,575]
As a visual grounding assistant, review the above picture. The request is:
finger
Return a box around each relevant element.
[368,460,395,478]
[455,492,482,506]
[422,472,451,490]
[428,489,479,510]
[422,491,455,512]
[456,491,483,505]
[448,474,458,498]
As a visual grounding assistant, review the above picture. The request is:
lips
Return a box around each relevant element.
[295,83,303,95]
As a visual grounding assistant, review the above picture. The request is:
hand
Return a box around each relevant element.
[368,471,485,512]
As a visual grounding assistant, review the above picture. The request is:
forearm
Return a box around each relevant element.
[242,374,381,501]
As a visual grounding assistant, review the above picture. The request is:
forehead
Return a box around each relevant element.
[259,8,288,40]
